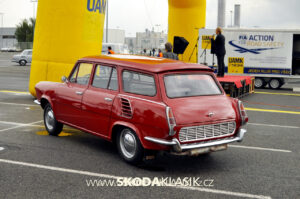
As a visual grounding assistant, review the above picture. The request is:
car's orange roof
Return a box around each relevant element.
[80,54,213,73]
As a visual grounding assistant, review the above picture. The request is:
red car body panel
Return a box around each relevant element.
[35,55,247,151]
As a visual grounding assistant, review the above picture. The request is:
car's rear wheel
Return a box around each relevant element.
[117,128,144,164]
[19,60,27,66]
[44,104,63,136]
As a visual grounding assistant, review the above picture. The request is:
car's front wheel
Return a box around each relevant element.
[19,60,27,66]
[44,104,63,136]
[117,128,144,164]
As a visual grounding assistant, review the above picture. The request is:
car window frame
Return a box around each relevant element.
[121,69,157,97]
[68,62,94,86]
[162,71,224,99]
[91,64,119,91]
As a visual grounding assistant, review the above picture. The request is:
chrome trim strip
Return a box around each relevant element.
[144,136,177,146]
[144,128,247,152]
[118,94,166,107]
[34,99,41,105]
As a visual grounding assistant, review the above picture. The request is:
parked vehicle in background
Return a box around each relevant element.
[199,28,300,89]
[101,43,129,54]
[12,49,32,66]
[1,47,18,52]
[7,47,18,52]
[1,47,9,52]
[35,54,248,165]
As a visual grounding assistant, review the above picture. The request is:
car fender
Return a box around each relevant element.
[109,121,144,146]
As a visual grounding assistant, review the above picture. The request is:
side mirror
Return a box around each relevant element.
[61,76,69,83]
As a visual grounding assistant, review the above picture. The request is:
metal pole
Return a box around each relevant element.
[106,0,108,43]
[31,0,38,47]
[0,13,3,49]
[230,10,233,27]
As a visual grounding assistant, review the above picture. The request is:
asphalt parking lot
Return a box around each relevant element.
[0,52,299,199]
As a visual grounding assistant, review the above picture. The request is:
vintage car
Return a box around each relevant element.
[35,54,248,164]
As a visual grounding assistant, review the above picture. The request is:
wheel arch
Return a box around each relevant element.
[40,96,53,110]
[110,122,144,147]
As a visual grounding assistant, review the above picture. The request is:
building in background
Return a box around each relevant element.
[125,37,136,54]
[0,27,17,50]
[103,29,125,44]
[2,27,167,54]
[217,0,226,28]
[234,4,241,28]
[135,29,167,54]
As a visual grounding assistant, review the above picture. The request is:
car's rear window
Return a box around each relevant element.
[164,74,222,98]
[122,70,156,96]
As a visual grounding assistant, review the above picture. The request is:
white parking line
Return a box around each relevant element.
[248,123,300,129]
[0,147,4,151]
[0,120,43,132]
[0,102,38,107]
[0,120,42,127]
[0,158,271,199]
[229,145,291,153]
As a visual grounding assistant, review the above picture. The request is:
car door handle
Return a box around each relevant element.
[76,91,83,95]
[104,97,112,102]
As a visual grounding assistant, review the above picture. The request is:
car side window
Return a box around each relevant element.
[92,65,118,91]
[69,63,93,85]
[122,70,156,96]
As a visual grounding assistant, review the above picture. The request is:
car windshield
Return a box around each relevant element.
[164,74,222,98]
[21,50,32,55]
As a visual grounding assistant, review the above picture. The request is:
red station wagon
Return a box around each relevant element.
[35,54,248,164]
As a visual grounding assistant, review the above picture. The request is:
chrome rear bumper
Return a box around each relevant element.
[144,128,246,152]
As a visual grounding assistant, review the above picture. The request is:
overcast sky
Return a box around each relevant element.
[0,0,299,36]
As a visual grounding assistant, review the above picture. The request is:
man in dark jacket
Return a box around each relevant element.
[163,42,178,60]
[211,27,226,77]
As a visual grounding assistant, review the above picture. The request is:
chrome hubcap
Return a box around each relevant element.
[270,79,279,88]
[255,78,263,88]
[120,129,136,159]
[45,108,55,130]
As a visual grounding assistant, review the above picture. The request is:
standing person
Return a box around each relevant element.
[158,49,163,57]
[108,46,115,54]
[152,48,156,56]
[163,42,178,60]
[210,27,226,77]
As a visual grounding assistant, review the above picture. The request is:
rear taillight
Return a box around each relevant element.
[166,107,176,136]
[238,100,248,126]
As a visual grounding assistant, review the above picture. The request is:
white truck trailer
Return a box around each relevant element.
[198,28,300,89]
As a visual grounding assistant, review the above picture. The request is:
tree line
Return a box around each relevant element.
[15,18,36,43]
